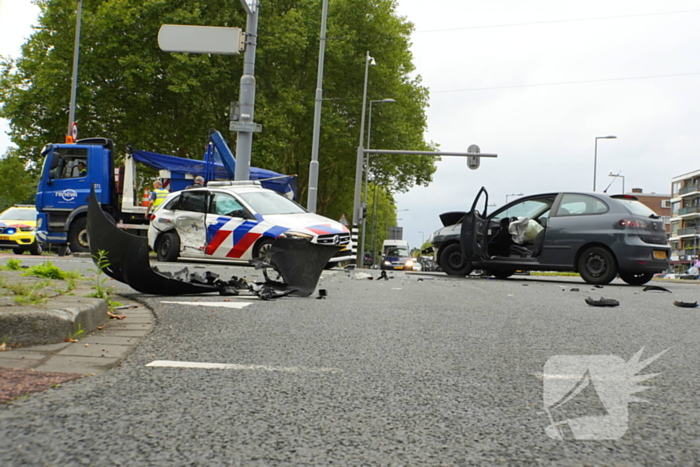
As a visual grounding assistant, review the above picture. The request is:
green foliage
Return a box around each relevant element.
[362,182,399,260]
[68,323,84,341]
[87,249,111,299]
[0,150,37,210]
[1,0,436,220]
[0,278,51,305]
[22,261,80,280]
[2,258,24,271]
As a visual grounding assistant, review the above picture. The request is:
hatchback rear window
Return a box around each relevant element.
[615,198,659,217]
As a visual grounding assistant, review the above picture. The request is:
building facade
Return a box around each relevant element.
[669,170,700,273]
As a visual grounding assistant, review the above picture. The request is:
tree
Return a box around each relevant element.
[0,149,37,210]
[0,0,436,219]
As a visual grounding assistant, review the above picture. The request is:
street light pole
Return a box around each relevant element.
[306,0,329,212]
[361,98,395,266]
[353,51,374,266]
[593,135,617,191]
[234,1,260,181]
[66,0,82,143]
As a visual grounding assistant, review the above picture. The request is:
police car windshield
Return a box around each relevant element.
[242,191,306,215]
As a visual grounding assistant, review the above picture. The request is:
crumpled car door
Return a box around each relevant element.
[174,190,208,257]
[460,186,489,260]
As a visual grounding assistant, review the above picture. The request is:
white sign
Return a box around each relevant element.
[158,25,244,55]
[229,121,262,133]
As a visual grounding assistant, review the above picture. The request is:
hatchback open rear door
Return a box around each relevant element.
[460,186,490,260]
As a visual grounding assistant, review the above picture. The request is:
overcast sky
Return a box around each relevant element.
[2,1,700,252]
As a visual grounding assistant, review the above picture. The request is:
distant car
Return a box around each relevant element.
[0,205,42,255]
[147,182,353,265]
[428,187,670,285]
[381,245,418,271]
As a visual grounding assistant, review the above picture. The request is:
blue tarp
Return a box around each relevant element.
[131,149,296,199]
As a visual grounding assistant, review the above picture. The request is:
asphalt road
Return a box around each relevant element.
[1,255,699,465]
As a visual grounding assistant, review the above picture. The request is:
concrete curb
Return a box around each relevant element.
[0,297,109,346]
[0,295,155,374]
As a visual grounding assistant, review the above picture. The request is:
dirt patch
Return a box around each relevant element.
[0,367,84,404]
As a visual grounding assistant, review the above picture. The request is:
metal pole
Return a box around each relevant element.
[67,0,82,142]
[234,2,259,181]
[369,182,380,265]
[359,101,375,267]
[593,138,598,191]
[352,51,371,265]
[593,135,617,191]
[306,0,329,212]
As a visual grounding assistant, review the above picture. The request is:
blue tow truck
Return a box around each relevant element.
[35,131,296,253]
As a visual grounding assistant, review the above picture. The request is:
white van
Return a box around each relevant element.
[381,240,417,270]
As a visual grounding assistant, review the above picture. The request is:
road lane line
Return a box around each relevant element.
[160,301,252,309]
[146,360,342,373]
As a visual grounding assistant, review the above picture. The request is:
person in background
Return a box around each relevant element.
[186,176,205,190]
[77,161,87,177]
[145,180,169,217]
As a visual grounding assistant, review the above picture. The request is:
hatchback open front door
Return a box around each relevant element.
[460,186,490,260]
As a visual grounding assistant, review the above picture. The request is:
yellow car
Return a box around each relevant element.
[0,205,42,255]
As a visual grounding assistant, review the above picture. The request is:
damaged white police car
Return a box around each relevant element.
[147,182,353,266]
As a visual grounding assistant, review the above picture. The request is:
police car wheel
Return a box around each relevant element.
[255,238,274,263]
[156,231,180,262]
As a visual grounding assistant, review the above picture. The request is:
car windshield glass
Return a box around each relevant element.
[386,247,409,257]
[0,208,36,221]
[493,199,553,221]
[240,191,306,215]
[617,199,659,217]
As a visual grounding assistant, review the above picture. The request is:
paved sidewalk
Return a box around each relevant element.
[0,296,154,374]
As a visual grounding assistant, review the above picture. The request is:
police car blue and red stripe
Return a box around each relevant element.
[147,182,352,265]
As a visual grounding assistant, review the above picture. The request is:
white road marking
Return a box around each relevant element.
[146,360,342,373]
[160,301,252,309]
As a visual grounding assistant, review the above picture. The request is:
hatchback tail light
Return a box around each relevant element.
[618,219,647,228]
[150,214,156,221]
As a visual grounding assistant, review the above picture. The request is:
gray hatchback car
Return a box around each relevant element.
[430,187,670,285]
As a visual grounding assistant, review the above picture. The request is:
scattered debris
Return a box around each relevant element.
[87,191,338,299]
[673,301,698,308]
[593,285,604,289]
[585,297,620,307]
[343,264,356,272]
[107,312,127,320]
[379,270,389,281]
[354,272,372,280]
[65,338,79,343]
[570,288,579,292]
[113,304,139,310]
[0,343,7,352]
[643,285,671,293]
[317,289,327,299]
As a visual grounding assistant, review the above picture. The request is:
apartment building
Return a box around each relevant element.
[669,169,700,273]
